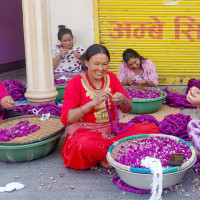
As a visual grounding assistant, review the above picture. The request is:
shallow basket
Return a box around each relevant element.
[0,115,65,162]
[107,134,197,190]
[124,86,167,114]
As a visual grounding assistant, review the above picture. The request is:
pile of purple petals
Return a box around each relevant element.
[3,79,26,101]
[54,78,70,86]
[186,78,200,94]
[125,88,161,99]
[13,103,61,116]
[162,88,195,109]
[114,136,192,168]
[0,120,40,141]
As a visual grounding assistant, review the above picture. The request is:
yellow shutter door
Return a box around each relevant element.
[94,0,200,85]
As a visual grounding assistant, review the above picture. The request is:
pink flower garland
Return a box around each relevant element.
[186,78,200,94]
[105,101,191,140]
[13,103,61,116]
[162,88,195,109]
[3,79,26,101]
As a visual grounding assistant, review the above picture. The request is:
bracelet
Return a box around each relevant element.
[80,106,86,116]
[121,98,129,108]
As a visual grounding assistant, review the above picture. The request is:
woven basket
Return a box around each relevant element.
[54,73,76,81]
[0,115,65,145]
[107,134,196,174]
[124,85,163,99]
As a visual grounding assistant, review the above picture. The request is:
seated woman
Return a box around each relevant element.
[0,81,23,120]
[187,86,200,156]
[53,25,85,74]
[118,49,159,87]
[60,44,159,169]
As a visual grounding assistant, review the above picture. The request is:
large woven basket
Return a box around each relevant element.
[107,134,197,189]
[0,116,65,162]
[0,115,65,145]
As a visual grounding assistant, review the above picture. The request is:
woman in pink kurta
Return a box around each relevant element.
[0,80,23,120]
[118,49,159,87]
[60,44,159,169]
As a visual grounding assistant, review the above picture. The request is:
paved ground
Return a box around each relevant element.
[0,69,200,200]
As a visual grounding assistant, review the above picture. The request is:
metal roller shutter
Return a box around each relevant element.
[94,0,200,85]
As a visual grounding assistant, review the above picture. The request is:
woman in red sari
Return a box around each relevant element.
[61,44,159,169]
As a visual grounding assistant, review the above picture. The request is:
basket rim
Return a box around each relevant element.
[131,91,167,103]
[107,133,197,175]
[0,133,62,149]
[56,84,67,88]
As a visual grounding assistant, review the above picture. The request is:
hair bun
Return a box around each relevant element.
[58,25,66,30]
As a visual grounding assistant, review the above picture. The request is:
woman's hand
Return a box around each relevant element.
[0,96,15,109]
[187,86,200,106]
[138,79,148,86]
[59,49,68,57]
[111,92,126,105]
[73,51,82,60]
[92,91,112,106]
[111,92,132,113]
[127,77,135,85]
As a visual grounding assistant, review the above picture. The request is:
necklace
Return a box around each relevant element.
[85,71,105,90]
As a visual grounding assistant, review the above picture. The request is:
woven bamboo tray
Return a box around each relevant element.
[124,85,163,99]
[0,115,65,145]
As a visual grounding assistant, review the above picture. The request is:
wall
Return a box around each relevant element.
[0,0,25,64]
[49,0,94,50]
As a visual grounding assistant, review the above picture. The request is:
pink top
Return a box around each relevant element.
[0,81,9,121]
[118,59,159,86]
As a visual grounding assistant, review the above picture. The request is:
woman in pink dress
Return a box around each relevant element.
[0,81,23,121]
[118,49,159,87]
[187,86,200,156]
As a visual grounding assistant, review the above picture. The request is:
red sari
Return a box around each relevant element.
[61,71,159,169]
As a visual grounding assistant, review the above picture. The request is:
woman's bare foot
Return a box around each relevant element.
[99,161,113,168]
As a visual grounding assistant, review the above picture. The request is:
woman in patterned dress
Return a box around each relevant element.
[187,86,200,156]
[118,49,159,87]
[53,25,85,74]
[60,44,159,169]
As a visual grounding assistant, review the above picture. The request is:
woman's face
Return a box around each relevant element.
[61,34,73,50]
[127,57,140,69]
[85,53,109,80]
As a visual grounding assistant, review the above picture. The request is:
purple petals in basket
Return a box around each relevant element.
[0,120,40,141]
[125,88,161,99]
[114,136,192,168]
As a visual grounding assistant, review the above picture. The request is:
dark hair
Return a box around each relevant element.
[123,49,145,66]
[85,44,110,61]
[57,25,73,41]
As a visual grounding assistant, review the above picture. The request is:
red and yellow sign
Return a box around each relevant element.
[94,0,200,85]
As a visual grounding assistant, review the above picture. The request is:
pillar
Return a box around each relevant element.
[22,0,58,104]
